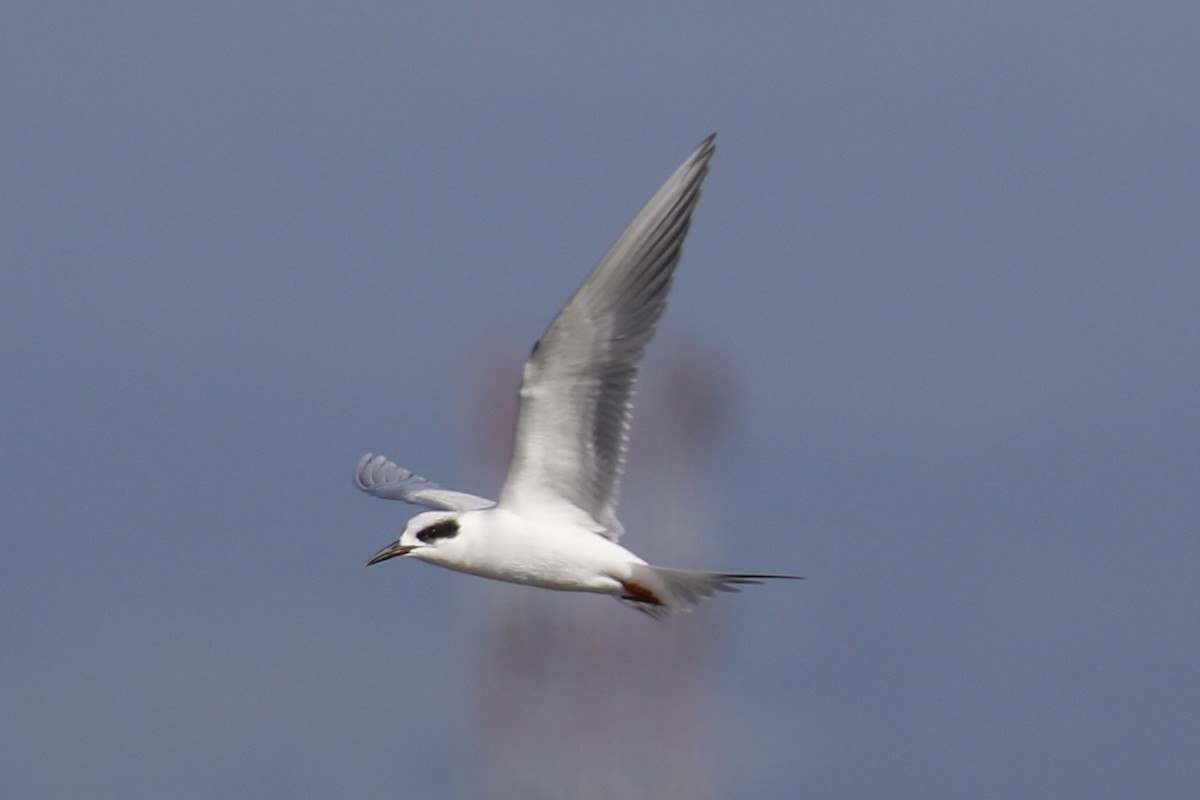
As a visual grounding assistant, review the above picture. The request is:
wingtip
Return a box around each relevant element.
[354,452,391,492]
[354,452,374,489]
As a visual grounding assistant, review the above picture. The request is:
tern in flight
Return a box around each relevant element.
[357,135,799,617]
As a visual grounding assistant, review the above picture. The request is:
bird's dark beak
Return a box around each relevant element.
[365,541,415,566]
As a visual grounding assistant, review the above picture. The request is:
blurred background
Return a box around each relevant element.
[3,3,1197,797]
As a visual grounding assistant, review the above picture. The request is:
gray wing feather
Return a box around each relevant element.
[498,135,717,539]
[355,453,495,511]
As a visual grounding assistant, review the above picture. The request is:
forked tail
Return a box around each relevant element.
[620,564,802,619]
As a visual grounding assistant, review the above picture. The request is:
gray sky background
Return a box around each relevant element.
[4,3,1197,797]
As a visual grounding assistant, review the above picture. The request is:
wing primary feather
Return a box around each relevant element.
[498,135,718,539]
[354,453,495,511]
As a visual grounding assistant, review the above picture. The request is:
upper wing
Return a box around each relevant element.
[498,135,717,539]
[354,453,495,511]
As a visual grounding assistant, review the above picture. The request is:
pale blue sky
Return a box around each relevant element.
[4,3,1197,797]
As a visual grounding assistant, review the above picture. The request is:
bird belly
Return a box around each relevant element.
[453,525,637,595]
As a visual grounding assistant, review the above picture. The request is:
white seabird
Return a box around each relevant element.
[357,135,799,617]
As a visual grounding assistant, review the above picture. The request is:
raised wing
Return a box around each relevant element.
[355,453,495,511]
[498,135,717,539]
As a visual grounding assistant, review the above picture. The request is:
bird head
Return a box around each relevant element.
[365,510,464,566]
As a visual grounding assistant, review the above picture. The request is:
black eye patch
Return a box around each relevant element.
[416,519,460,543]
